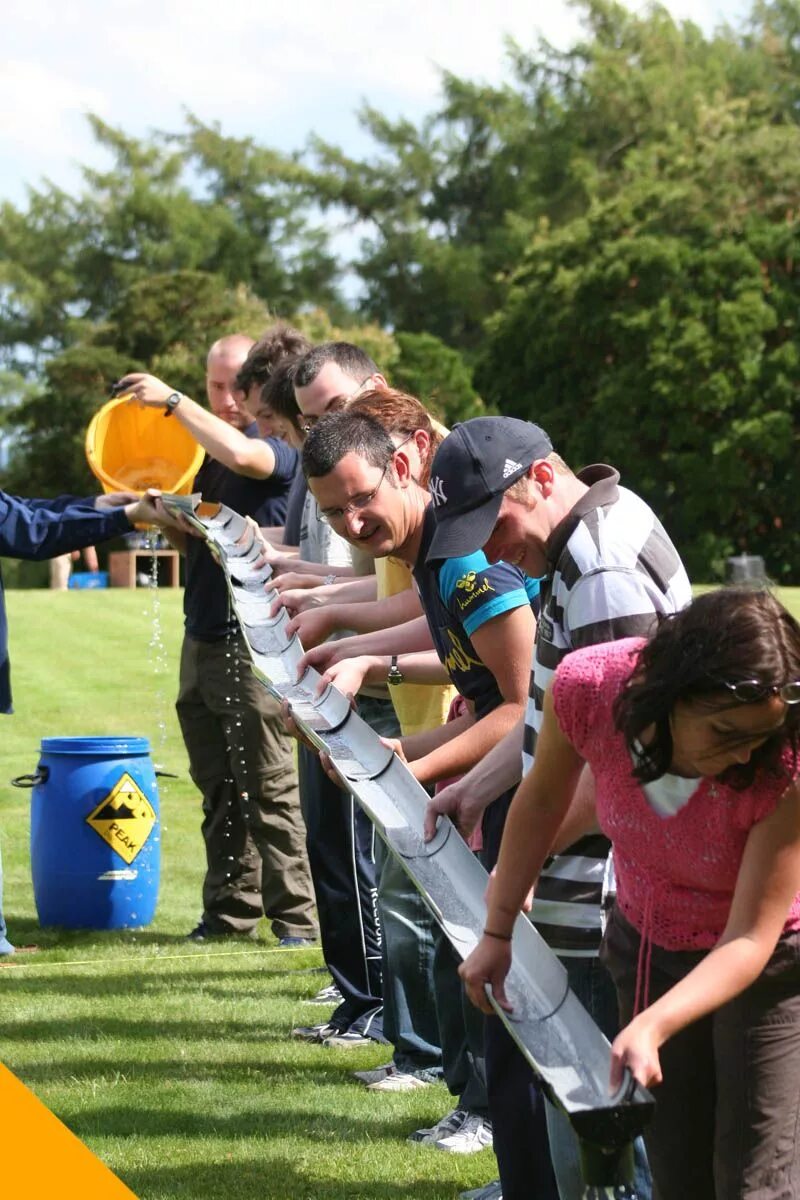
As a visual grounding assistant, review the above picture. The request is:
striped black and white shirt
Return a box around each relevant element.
[527,465,691,956]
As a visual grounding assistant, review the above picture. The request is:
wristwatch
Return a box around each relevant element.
[387,655,404,686]
[163,391,184,417]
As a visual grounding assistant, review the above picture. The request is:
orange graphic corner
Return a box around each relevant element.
[0,1063,138,1198]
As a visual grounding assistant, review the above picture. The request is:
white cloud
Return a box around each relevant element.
[0,0,750,204]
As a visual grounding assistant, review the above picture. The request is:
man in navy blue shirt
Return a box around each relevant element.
[297,409,549,1183]
[0,487,168,954]
[120,332,317,947]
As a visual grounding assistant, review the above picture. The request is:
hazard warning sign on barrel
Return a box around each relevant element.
[85,772,156,864]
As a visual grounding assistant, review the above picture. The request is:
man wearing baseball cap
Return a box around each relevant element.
[426,418,554,567]
[425,416,688,1200]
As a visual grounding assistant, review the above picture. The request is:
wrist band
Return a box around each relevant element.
[323,574,337,586]
[483,928,512,942]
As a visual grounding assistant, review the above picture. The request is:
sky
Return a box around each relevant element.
[1,0,751,209]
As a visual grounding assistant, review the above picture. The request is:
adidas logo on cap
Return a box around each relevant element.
[502,458,523,479]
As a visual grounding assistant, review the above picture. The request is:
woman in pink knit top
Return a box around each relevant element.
[461,588,800,1199]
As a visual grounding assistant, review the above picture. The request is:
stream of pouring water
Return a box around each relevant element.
[145,528,169,763]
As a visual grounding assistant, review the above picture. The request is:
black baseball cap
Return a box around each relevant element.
[426,416,553,562]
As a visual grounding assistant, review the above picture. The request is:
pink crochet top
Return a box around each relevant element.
[552,638,800,953]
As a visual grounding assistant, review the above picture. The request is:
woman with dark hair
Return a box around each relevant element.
[461,587,800,1200]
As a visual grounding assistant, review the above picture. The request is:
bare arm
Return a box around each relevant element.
[423,716,526,840]
[294,615,435,658]
[273,575,378,615]
[283,586,421,644]
[459,687,585,1011]
[405,605,534,787]
[119,373,278,479]
[610,782,800,1088]
[314,650,450,702]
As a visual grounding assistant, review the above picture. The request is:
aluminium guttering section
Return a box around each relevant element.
[161,493,653,1150]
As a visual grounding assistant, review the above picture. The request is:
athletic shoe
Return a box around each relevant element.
[435,1112,493,1154]
[291,1021,339,1042]
[0,936,14,956]
[322,1028,373,1048]
[352,1063,394,1086]
[367,1068,432,1092]
[460,1181,502,1200]
[277,936,317,948]
[306,983,343,1006]
[409,1107,469,1145]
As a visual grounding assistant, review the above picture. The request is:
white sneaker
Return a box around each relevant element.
[306,983,343,1006]
[368,1068,432,1092]
[409,1107,469,1145]
[435,1112,493,1154]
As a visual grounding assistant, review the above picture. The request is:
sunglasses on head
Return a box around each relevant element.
[722,680,800,705]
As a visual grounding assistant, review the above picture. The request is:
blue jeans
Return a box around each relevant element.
[545,955,652,1200]
[0,842,14,954]
[358,694,442,1076]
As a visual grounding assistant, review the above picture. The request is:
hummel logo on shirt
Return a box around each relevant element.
[430,477,447,506]
[503,458,522,478]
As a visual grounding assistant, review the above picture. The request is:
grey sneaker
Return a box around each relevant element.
[368,1068,432,1092]
[409,1107,469,1145]
[291,1021,339,1042]
[460,1182,502,1200]
[352,1063,394,1086]
[322,1028,373,1048]
[435,1112,493,1154]
[306,983,343,1006]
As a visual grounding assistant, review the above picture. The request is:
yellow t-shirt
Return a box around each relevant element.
[375,555,456,736]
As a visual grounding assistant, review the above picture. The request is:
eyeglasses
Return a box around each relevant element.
[721,680,800,705]
[317,434,415,526]
[319,465,389,525]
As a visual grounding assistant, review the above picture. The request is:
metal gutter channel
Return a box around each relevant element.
[163,494,652,1191]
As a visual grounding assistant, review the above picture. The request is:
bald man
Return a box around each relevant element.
[120,330,317,945]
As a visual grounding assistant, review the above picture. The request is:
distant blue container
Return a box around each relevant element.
[28,736,160,929]
[68,570,109,590]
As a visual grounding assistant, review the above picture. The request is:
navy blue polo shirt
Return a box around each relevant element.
[184,433,298,641]
[412,504,540,718]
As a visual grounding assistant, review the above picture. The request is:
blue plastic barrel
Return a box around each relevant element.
[27,736,160,929]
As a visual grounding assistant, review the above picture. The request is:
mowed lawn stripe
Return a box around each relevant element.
[0,590,492,1198]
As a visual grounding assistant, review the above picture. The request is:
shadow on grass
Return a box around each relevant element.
[3,918,204,948]
[42,1099,432,1146]
[121,1158,466,1200]
[13,1053,368,1088]
[0,965,319,999]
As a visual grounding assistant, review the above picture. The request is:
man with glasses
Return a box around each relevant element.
[287,342,397,1048]
[294,404,545,1180]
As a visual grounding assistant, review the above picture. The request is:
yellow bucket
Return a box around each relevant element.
[85,395,204,496]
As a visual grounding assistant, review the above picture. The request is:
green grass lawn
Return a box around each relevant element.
[2,584,799,1199]
[0,590,492,1200]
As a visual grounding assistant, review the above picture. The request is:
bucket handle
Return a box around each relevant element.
[155,769,178,779]
[11,767,50,788]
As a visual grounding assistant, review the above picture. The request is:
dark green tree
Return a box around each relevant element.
[479,95,800,580]
[0,115,339,379]
[307,0,798,359]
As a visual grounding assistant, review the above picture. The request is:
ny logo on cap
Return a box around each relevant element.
[430,476,447,506]
[503,458,523,479]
